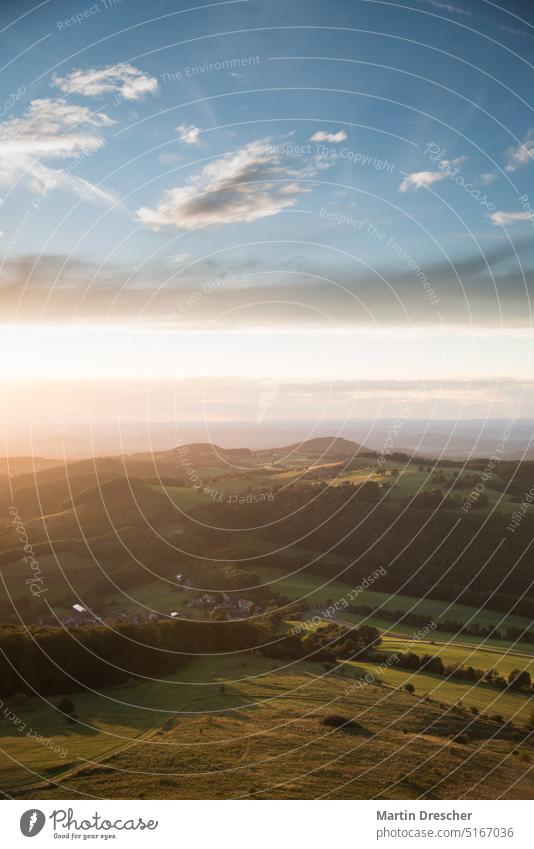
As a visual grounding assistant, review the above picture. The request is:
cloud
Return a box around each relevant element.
[490,210,534,225]
[0,98,117,204]
[52,63,158,101]
[310,130,347,143]
[480,172,497,185]
[158,152,181,165]
[176,124,201,145]
[500,25,534,42]
[505,129,534,172]
[416,0,470,15]
[399,170,448,191]
[136,140,311,231]
[4,231,533,328]
[440,156,467,169]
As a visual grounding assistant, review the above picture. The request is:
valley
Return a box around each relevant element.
[1,436,533,799]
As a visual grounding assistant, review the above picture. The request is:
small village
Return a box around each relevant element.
[35,572,259,628]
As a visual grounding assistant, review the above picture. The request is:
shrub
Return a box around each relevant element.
[404,682,415,694]
[57,697,75,716]
[452,733,468,745]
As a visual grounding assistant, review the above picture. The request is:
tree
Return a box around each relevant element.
[508,669,531,691]
[57,696,75,715]
[356,625,381,651]
[404,682,415,694]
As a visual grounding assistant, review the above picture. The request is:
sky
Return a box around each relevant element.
[1,0,534,451]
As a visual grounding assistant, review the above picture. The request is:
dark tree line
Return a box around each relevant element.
[0,617,269,696]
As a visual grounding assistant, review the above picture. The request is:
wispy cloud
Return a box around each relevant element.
[176,124,201,145]
[399,170,447,191]
[499,25,534,42]
[490,210,534,225]
[310,130,347,143]
[53,63,158,101]
[416,0,471,15]
[0,98,117,204]
[505,129,534,172]
[136,140,311,231]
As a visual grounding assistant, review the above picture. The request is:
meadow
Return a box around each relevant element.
[0,660,212,793]
[344,659,534,727]
[257,565,534,651]
[8,654,534,800]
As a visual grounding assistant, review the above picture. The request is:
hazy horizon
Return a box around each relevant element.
[2,415,533,460]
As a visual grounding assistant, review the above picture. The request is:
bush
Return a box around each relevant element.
[404,683,415,694]
[452,733,468,745]
[57,697,75,716]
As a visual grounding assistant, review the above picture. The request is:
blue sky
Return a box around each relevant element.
[1,0,533,439]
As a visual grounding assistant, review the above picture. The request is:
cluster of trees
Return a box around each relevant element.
[347,604,534,644]
[392,650,533,691]
[261,622,381,662]
[0,617,270,696]
[490,460,534,497]
[182,562,262,592]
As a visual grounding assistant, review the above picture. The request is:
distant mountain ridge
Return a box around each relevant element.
[1,436,375,478]
[275,436,370,456]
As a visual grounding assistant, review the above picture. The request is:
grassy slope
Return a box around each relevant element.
[0,552,99,608]
[10,655,534,800]
[0,661,212,792]
[344,660,534,726]
[149,485,212,512]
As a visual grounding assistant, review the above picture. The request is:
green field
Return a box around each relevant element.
[153,460,521,521]
[256,565,534,652]
[344,659,534,726]
[381,637,534,678]
[0,552,101,611]
[155,477,279,510]
[2,543,531,654]
[151,485,213,512]
[328,464,520,515]
[0,550,207,622]
[0,660,213,792]
[103,580,203,619]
